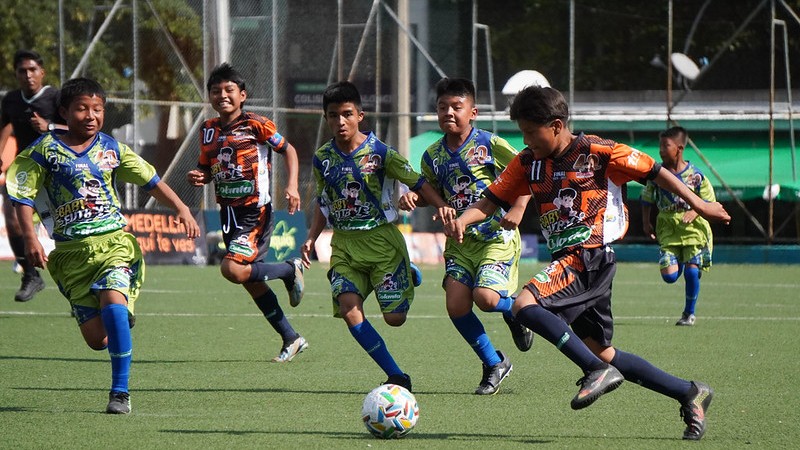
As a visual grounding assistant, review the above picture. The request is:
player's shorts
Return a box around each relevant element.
[443,231,520,298]
[220,204,273,264]
[523,246,616,346]
[659,244,712,271]
[328,223,414,317]
[47,229,144,326]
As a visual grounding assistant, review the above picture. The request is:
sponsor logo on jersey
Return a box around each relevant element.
[217,180,255,198]
[546,225,592,252]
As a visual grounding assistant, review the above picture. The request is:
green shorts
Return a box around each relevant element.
[48,230,144,323]
[328,224,414,317]
[443,231,520,297]
[659,244,712,271]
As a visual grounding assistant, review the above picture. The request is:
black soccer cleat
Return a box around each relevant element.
[15,273,45,302]
[106,391,131,414]
[570,364,624,410]
[680,381,714,440]
[475,351,513,395]
[503,314,534,352]
[383,373,412,392]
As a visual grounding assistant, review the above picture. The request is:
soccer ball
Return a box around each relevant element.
[361,384,419,439]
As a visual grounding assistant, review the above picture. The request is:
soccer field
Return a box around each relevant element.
[1,261,798,449]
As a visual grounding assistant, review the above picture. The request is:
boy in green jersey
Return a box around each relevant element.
[7,78,200,414]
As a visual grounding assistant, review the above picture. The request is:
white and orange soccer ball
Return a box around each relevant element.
[361,384,419,439]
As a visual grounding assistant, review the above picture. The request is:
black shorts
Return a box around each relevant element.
[523,246,617,346]
[220,203,273,264]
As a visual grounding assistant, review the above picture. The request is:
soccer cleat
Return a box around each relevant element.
[410,262,423,287]
[271,336,308,362]
[475,351,513,395]
[570,364,624,410]
[15,273,45,302]
[675,313,696,326]
[503,314,534,352]
[383,373,412,392]
[106,391,131,414]
[284,258,305,307]
[680,381,714,440]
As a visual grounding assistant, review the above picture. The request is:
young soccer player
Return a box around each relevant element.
[642,126,715,326]
[0,49,65,302]
[187,63,308,363]
[447,86,730,440]
[398,77,533,395]
[6,77,201,414]
[300,81,455,392]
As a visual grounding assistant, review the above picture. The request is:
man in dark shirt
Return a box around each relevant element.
[0,49,62,302]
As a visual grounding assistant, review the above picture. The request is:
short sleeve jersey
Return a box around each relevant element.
[313,131,425,231]
[6,132,159,241]
[421,128,518,243]
[486,133,657,254]
[198,111,287,208]
[1,86,61,153]
[641,161,715,247]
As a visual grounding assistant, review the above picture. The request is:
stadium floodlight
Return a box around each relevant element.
[670,53,701,81]
[501,70,551,96]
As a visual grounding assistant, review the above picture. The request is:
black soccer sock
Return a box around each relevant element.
[9,235,37,276]
[252,290,299,345]
[516,304,605,372]
[610,349,693,400]
[248,261,294,283]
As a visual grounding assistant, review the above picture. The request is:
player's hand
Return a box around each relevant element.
[285,187,301,214]
[300,239,314,269]
[176,208,201,239]
[186,169,210,186]
[682,210,699,224]
[698,201,731,225]
[30,112,49,134]
[23,236,48,269]
[444,217,466,243]
[398,192,419,211]
[499,207,523,230]
[643,223,656,240]
[434,206,456,225]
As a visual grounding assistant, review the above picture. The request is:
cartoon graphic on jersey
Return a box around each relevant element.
[449,175,480,211]
[212,146,244,181]
[95,149,120,171]
[331,180,371,221]
[573,153,601,178]
[552,188,585,231]
[464,144,490,166]
[78,179,102,209]
[540,187,591,252]
[358,153,382,174]
[378,272,399,292]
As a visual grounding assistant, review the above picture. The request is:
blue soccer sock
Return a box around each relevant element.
[253,291,299,345]
[248,261,293,283]
[451,312,502,367]
[661,263,683,284]
[491,295,514,320]
[683,265,700,315]
[349,320,402,377]
[101,304,132,393]
[516,304,604,372]
[610,349,692,400]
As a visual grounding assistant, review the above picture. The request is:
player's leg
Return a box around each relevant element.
[243,281,306,362]
[680,263,700,325]
[659,247,682,284]
[96,288,133,414]
[3,188,44,302]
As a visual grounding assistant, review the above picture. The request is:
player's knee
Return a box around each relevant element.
[87,338,108,351]
[472,288,498,312]
[661,271,680,284]
[383,313,407,327]
[220,264,248,284]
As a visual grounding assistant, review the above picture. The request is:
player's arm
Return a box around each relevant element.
[279,142,301,214]
[641,202,656,240]
[186,167,211,186]
[415,181,455,224]
[15,203,47,268]
[300,205,327,268]
[653,167,730,224]
[445,197,497,243]
[499,194,531,230]
[147,181,201,239]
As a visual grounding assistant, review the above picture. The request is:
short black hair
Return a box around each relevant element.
[660,126,688,145]
[13,49,44,70]
[207,63,246,92]
[435,77,475,101]
[59,78,106,109]
[322,81,362,112]
[509,86,569,124]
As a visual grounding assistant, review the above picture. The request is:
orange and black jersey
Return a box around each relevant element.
[198,111,288,208]
[485,133,660,255]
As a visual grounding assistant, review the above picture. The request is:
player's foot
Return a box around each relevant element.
[106,391,131,414]
[675,312,696,326]
[383,373,412,392]
[410,262,422,287]
[503,314,534,352]
[284,258,305,307]
[475,351,513,395]
[15,273,45,302]
[570,364,624,410]
[680,381,714,440]
[272,335,308,362]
